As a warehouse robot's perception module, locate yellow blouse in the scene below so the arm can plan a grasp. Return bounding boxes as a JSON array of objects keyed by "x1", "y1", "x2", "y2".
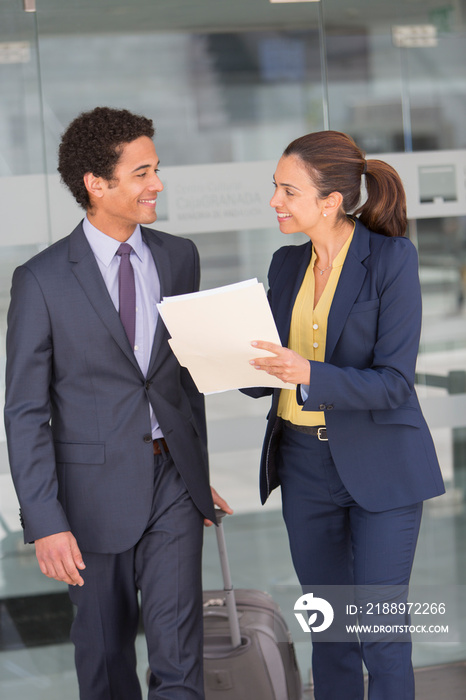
[{"x1": 277, "y1": 226, "x2": 355, "y2": 426}]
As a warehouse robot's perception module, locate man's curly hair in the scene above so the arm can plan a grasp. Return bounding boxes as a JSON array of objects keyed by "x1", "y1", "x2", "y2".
[{"x1": 58, "y1": 107, "x2": 155, "y2": 210}]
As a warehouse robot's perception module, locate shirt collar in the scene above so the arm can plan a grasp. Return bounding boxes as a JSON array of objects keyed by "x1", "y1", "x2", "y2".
[{"x1": 83, "y1": 217, "x2": 145, "y2": 267}]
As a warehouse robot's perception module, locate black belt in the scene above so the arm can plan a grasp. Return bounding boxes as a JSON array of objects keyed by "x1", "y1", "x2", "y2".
[
  {"x1": 283, "y1": 420, "x2": 328, "y2": 441},
  {"x1": 153, "y1": 438, "x2": 169, "y2": 455}
]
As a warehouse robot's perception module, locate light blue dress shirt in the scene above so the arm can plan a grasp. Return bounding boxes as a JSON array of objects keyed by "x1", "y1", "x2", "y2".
[{"x1": 83, "y1": 217, "x2": 163, "y2": 438}]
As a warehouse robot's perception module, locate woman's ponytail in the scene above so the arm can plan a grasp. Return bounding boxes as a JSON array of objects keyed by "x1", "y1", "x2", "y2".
[{"x1": 354, "y1": 159, "x2": 407, "y2": 237}]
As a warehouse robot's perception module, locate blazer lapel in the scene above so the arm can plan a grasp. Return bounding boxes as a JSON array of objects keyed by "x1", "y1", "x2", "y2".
[
  {"x1": 273, "y1": 242, "x2": 312, "y2": 347},
  {"x1": 325, "y1": 221, "x2": 370, "y2": 361},
  {"x1": 68, "y1": 223, "x2": 142, "y2": 373}
]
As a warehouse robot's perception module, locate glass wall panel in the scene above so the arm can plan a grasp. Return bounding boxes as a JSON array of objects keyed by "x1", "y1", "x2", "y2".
[
  {"x1": 325, "y1": 0, "x2": 466, "y2": 672},
  {"x1": 0, "y1": 1, "x2": 49, "y2": 560},
  {"x1": 0, "y1": 5, "x2": 60, "y2": 695}
]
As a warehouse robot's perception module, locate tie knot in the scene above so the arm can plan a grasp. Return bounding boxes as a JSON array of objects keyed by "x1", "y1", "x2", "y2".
[{"x1": 117, "y1": 243, "x2": 133, "y2": 257}]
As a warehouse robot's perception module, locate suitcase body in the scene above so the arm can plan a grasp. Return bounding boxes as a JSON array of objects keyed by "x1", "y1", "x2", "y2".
[{"x1": 203, "y1": 513, "x2": 302, "y2": 700}]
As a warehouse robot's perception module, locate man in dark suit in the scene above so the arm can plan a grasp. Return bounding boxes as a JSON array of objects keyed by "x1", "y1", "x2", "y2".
[{"x1": 4, "y1": 106, "x2": 231, "y2": 699}]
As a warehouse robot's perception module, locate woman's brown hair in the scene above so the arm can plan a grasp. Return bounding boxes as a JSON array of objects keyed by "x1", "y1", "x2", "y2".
[{"x1": 283, "y1": 131, "x2": 407, "y2": 237}]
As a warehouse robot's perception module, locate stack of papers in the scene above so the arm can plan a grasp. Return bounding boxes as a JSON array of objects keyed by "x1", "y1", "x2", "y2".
[{"x1": 157, "y1": 279, "x2": 296, "y2": 394}]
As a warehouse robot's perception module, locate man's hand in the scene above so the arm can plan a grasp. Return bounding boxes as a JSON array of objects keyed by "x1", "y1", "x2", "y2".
[
  {"x1": 204, "y1": 486, "x2": 234, "y2": 527},
  {"x1": 249, "y1": 340, "x2": 311, "y2": 386},
  {"x1": 35, "y1": 531, "x2": 86, "y2": 586}
]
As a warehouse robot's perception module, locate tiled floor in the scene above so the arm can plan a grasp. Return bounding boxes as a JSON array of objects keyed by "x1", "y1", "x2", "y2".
[
  {"x1": 411, "y1": 662, "x2": 466, "y2": 700},
  {"x1": 303, "y1": 662, "x2": 466, "y2": 699}
]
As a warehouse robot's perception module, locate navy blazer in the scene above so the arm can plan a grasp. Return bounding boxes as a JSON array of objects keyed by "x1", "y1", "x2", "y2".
[
  {"x1": 250, "y1": 219, "x2": 445, "y2": 512},
  {"x1": 4, "y1": 223, "x2": 216, "y2": 552}
]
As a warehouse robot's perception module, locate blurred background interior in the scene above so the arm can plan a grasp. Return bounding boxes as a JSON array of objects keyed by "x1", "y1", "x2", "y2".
[{"x1": 1, "y1": 0, "x2": 466, "y2": 697}]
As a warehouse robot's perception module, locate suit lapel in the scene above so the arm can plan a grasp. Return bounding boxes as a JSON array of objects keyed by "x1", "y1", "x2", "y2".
[
  {"x1": 69, "y1": 223, "x2": 142, "y2": 373},
  {"x1": 325, "y1": 221, "x2": 370, "y2": 361},
  {"x1": 273, "y1": 242, "x2": 312, "y2": 347},
  {"x1": 271, "y1": 222, "x2": 371, "y2": 363}
]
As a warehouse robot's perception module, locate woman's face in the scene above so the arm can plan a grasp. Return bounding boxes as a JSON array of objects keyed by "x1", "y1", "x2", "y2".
[{"x1": 270, "y1": 154, "x2": 324, "y2": 238}]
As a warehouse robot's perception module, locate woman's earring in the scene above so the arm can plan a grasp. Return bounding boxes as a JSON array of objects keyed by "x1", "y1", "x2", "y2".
[{"x1": 322, "y1": 212, "x2": 327, "y2": 217}]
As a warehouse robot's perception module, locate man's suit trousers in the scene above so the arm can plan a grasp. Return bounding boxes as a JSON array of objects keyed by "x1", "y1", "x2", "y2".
[{"x1": 68, "y1": 451, "x2": 205, "y2": 700}]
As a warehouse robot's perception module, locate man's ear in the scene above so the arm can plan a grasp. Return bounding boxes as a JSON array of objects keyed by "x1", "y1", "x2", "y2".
[{"x1": 83, "y1": 172, "x2": 104, "y2": 200}]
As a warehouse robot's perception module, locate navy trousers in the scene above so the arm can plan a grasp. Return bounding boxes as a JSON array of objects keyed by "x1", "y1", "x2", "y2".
[
  {"x1": 69, "y1": 451, "x2": 205, "y2": 700},
  {"x1": 277, "y1": 425, "x2": 423, "y2": 700}
]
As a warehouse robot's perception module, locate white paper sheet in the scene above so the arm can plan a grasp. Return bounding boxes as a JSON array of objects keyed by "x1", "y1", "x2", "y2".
[{"x1": 157, "y1": 279, "x2": 296, "y2": 394}]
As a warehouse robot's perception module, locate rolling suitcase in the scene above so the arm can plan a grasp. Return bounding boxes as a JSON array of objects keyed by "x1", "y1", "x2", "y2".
[{"x1": 203, "y1": 511, "x2": 303, "y2": 699}]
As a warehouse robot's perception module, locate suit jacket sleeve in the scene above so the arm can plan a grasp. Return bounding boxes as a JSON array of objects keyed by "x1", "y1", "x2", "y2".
[{"x1": 4, "y1": 265, "x2": 70, "y2": 542}]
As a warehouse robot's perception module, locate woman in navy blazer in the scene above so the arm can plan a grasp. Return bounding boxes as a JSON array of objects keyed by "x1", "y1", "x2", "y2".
[{"x1": 248, "y1": 131, "x2": 445, "y2": 700}]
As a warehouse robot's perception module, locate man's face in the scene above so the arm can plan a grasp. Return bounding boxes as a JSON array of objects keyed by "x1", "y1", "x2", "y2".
[{"x1": 90, "y1": 136, "x2": 163, "y2": 239}]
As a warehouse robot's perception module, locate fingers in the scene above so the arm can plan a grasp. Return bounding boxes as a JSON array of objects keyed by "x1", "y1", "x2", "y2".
[
  {"x1": 211, "y1": 486, "x2": 234, "y2": 515},
  {"x1": 251, "y1": 340, "x2": 281, "y2": 354},
  {"x1": 249, "y1": 343, "x2": 291, "y2": 375},
  {"x1": 35, "y1": 531, "x2": 86, "y2": 586},
  {"x1": 204, "y1": 486, "x2": 234, "y2": 527},
  {"x1": 249, "y1": 340, "x2": 287, "y2": 374},
  {"x1": 249, "y1": 342, "x2": 310, "y2": 385}
]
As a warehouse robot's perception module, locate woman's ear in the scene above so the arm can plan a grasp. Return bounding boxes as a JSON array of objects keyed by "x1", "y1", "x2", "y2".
[{"x1": 322, "y1": 191, "x2": 344, "y2": 218}]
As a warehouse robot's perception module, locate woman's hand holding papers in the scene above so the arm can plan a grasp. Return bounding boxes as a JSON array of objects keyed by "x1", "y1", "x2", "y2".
[{"x1": 249, "y1": 341, "x2": 311, "y2": 386}]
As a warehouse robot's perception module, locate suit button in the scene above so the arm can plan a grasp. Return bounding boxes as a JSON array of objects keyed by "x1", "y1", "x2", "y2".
[
  {"x1": 319, "y1": 404, "x2": 326, "y2": 410},
  {"x1": 143, "y1": 434, "x2": 152, "y2": 443},
  {"x1": 327, "y1": 405, "x2": 334, "y2": 410},
  {"x1": 145, "y1": 381, "x2": 151, "y2": 390}
]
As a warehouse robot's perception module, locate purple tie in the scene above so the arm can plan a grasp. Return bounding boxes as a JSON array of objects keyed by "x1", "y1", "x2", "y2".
[{"x1": 116, "y1": 243, "x2": 136, "y2": 349}]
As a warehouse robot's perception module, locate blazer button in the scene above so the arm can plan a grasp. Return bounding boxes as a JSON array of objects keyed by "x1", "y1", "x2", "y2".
[
  {"x1": 319, "y1": 404, "x2": 326, "y2": 411},
  {"x1": 143, "y1": 434, "x2": 152, "y2": 444},
  {"x1": 145, "y1": 381, "x2": 152, "y2": 390},
  {"x1": 327, "y1": 404, "x2": 334, "y2": 410}
]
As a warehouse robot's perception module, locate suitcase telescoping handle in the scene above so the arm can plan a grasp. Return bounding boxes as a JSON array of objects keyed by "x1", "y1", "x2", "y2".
[{"x1": 214, "y1": 509, "x2": 242, "y2": 649}]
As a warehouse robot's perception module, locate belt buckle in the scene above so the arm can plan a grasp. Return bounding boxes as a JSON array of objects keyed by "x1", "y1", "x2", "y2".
[{"x1": 317, "y1": 427, "x2": 328, "y2": 441}]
